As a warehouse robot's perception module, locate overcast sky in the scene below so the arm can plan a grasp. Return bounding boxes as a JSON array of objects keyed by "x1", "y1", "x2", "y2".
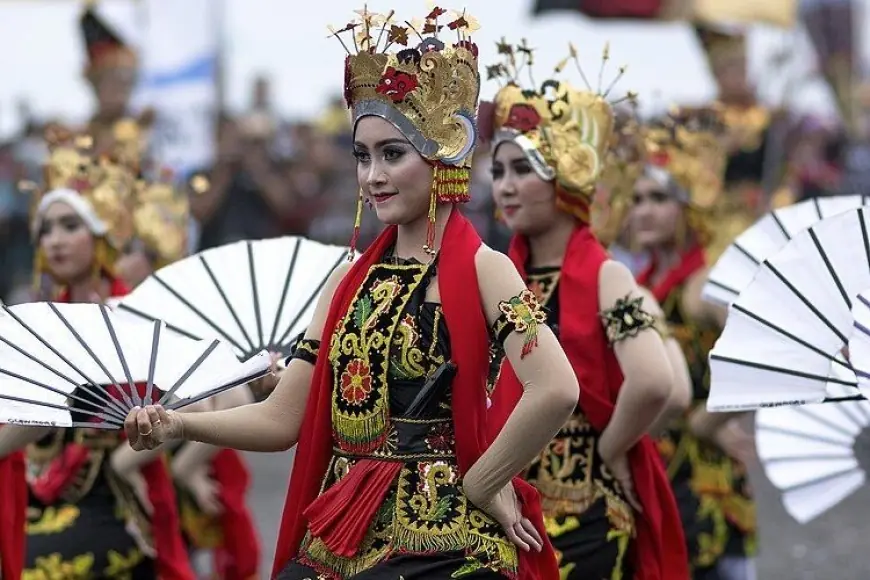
[{"x1": 0, "y1": 0, "x2": 852, "y2": 137}]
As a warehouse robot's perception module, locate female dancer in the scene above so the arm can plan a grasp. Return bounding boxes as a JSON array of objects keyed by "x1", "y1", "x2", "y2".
[
  {"x1": 483, "y1": 42, "x2": 689, "y2": 579},
  {"x1": 0, "y1": 132, "x2": 194, "y2": 580},
  {"x1": 116, "y1": 176, "x2": 261, "y2": 579},
  {"x1": 631, "y1": 111, "x2": 757, "y2": 580},
  {"x1": 126, "y1": 6, "x2": 578, "y2": 579}
]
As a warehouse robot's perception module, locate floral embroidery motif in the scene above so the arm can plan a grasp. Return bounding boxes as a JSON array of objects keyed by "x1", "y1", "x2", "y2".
[
  {"x1": 23, "y1": 553, "x2": 95, "y2": 580},
  {"x1": 375, "y1": 66, "x2": 419, "y2": 102},
  {"x1": 600, "y1": 294, "x2": 656, "y2": 345},
  {"x1": 26, "y1": 505, "x2": 81, "y2": 535},
  {"x1": 426, "y1": 422, "x2": 454, "y2": 454},
  {"x1": 340, "y1": 359, "x2": 374, "y2": 405},
  {"x1": 497, "y1": 289, "x2": 547, "y2": 358}
]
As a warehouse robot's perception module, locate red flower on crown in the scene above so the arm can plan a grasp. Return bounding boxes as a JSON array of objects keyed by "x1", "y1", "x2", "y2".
[
  {"x1": 375, "y1": 67, "x2": 419, "y2": 102},
  {"x1": 504, "y1": 103, "x2": 541, "y2": 133},
  {"x1": 455, "y1": 40, "x2": 479, "y2": 58}
]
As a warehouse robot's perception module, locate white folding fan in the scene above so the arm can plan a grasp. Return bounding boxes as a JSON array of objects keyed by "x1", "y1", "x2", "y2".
[
  {"x1": 0, "y1": 302, "x2": 271, "y2": 429},
  {"x1": 707, "y1": 207, "x2": 870, "y2": 411},
  {"x1": 755, "y1": 363, "x2": 870, "y2": 524},
  {"x1": 115, "y1": 236, "x2": 351, "y2": 359},
  {"x1": 702, "y1": 195, "x2": 870, "y2": 307}
]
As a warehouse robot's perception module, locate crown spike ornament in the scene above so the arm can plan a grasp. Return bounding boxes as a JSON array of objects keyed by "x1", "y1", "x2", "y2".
[
  {"x1": 332, "y1": 5, "x2": 481, "y2": 256},
  {"x1": 482, "y1": 40, "x2": 635, "y2": 225}
]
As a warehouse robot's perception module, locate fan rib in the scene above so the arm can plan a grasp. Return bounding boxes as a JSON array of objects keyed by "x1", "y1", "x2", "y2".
[
  {"x1": 267, "y1": 238, "x2": 301, "y2": 351},
  {"x1": 732, "y1": 304, "x2": 851, "y2": 372},
  {"x1": 157, "y1": 339, "x2": 220, "y2": 406},
  {"x1": 770, "y1": 210, "x2": 791, "y2": 240},
  {"x1": 0, "y1": 391, "x2": 120, "y2": 428},
  {"x1": 198, "y1": 256, "x2": 256, "y2": 354},
  {"x1": 780, "y1": 465, "x2": 859, "y2": 494},
  {"x1": 0, "y1": 334, "x2": 123, "y2": 418},
  {"x1": 733, "y1": 242, "x2": 760, "y2": 265},
  {"x1": 166, "y1": 366, "x2": 267, "y2": 411},
  {"x1": 758, "y1": 424, "x2": 850, "y2": 448},
  {"x1": 823, "y1": 394, "x2": 867, "y2": 403},
  {"x1": 809, "y1": 229, "x2": 851, "y2": 310},
  {"x1": 100, "y1": 304, "x2": 142, "y2": 408},
  {"x1": 115, "y1": 304, "x2": 202, "y2": 343},
  {"x1": 247, "y1": 241, "x2": 265, "y2": 352},
  {"x1": 832, "y1": 398, "x2": 869, "y2": 427},
  {"x1": 151, "y1": 273, "x2": 247, "y2": 354},
  {"x1": 0, "y1": 366, "x2": 121, "y2": 423},
  {"x1": 144, "y1": 322, "x2": 161, "y2": 406},
  {"x1": 101, "y1": 306, "x2": 141, "y2": 407},
  {"x1": 706, "y1": 278, "x2": 740, "y2": 297},
  {"x1": 860, "y1": 207, "x2": 870, "y2": 276},
  {"x1": 2, "y1": 305, "x2": 129, "y2": 420},
  {"x1": 812, "y1": 197, "x2": 822, "y2": 220},
  {"x1": 47, "y1": 303, "x2": 133, "y2": 416},
  {"x1": 766, "y1": 263, "x2": 848, "y2": 344},
  {"x1": 276, "y1": 254, "x2": 346, "y2": 348},
  {"x1": 763, "y1": 453, "x2": 854, "y2": 465},
  {"x1": 793, "y1": 405, "x2": 859, "y2": 439},
  {"x1": 710, "y1": 353, "x2": 855, "y2": 387}
]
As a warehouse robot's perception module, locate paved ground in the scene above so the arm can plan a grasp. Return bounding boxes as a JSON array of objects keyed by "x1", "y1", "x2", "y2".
[{"x1": 241, "y1": 448, "x2": 868, "y2": 579}]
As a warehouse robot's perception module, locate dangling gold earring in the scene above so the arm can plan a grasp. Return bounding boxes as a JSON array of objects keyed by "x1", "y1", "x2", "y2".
[{"x1": 348, "y1": 188, "x2": 364, "y2": 261}]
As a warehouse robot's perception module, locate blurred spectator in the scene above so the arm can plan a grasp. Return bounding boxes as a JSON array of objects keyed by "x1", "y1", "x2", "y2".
[{"x1": 190, "y1": 114, "x2": 298, "y2": 250}]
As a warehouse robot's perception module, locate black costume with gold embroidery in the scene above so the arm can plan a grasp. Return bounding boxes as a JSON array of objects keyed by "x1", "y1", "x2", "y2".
[
  {"x1": 278, "y1": 254, "x2": 516, "y2": 580},
  {"x1": 24, "y1": 429, "x2": 154, "y2": 580},
  {"x1": 491, "y1": 266, "x2": 634, "y2": 580},
  {"x1": 657, "y1": 286, "x2": 755, "y2": 577}
]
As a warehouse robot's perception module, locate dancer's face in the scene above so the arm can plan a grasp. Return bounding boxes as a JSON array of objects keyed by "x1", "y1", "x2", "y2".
[
  {"x1": 38, "y1": 201, "x2": 97, "y2": 284},
  {"x1": 353, "y1": 116, "x2": 434, "y2": 226},
  {"x1": 630, "y1": 176, "x2": 683, "y2": 249},
  {"x1": 491, "y1": 141, "x2": 560, "y2": 237}
]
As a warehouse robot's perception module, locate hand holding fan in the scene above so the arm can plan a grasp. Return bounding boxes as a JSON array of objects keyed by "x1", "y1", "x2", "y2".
[
  {"x1": 707, "y1": 207, "x2": 870, "y2": 411},
  {"x1": 702, "y1": 195, "x2": 870, "y2": 307},
  {"x1": 0, "y1": 302, "x2": 270, "y2": 429},
  {"x1": 116, "y1": 236, "x2": 350, "y2": 359}
]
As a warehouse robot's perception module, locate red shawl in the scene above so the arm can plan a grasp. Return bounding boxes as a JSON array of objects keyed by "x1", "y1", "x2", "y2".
[
  {"x1": 490, "y1": 225, "x2": 689, "y2": 580},
  {"x1": 0, "y1": 442, "x2": 26, "y2": 579},
  {"x1": 212, "y1": 448, "x2": 260, "y2": 580},
  {"x1": 46, "y1": 277, "x2": 196, "y2": 580},
  {"x1": 272, "y1": 208, "x2": 558, "y2": 579},
  {"x1": 636, "y1": 244, "x2": 706, "y2": 304}
]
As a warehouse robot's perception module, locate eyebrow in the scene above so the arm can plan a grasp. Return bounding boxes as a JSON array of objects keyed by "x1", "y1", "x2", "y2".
[{"x1": 353, "y1": 137, "x2": 411, "y2": 149}]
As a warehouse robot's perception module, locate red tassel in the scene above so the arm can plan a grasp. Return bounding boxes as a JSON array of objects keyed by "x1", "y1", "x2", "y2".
[{"x1": 303, "y1": 459, "x2": 402, "y2": 558}]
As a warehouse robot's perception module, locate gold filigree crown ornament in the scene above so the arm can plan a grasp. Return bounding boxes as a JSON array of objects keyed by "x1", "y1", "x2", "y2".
[
  {"x1": 23, "y1": 125, "x2": 138, "y2": 290},
  {"x1": 641, "y1": 106, "x2": 728, "y2": 244},
  {"x1": 481, "y1": 41, "x2": 635, "y2": 223},
  {"x1": 129, "y1": 167, "x2": 190, "y2": 268},
  {"x1": 332, "y1": 5, "x2": 481, "y2": 255},
  {"x1": 25, "y1": 126, "x2": 136, "y2": 250},
  {"x1": 593, "y1": 102, "x2": 645, "y2": 246}
]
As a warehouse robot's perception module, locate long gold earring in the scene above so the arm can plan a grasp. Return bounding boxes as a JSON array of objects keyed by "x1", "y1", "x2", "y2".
[{"x1": 348, "y1": 188, "x2": 364, "y2": 260}]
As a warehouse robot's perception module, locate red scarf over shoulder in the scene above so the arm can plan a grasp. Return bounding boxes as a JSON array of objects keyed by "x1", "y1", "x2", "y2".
[
  {"x1": 636, "y1": 244, "x2": 706, "y2": 304},
  {"x1": 272, "y1": 209, "x2": 558, "y2": 579},
  {"x1": 0, "y1": 439, "x2": 26, "y2": 579},
  {"x1": 37, "y1": 278, "x2": 195, "y2": 580},
  {"x1": 490, "y1": 225, "x2": 689, "y2": 580}
]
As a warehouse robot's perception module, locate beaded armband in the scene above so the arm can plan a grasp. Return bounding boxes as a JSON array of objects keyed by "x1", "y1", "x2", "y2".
[
  {"x1": 600, "y1": 294, "x2": 656, "y2": 345},
  {"x1": 493, "y1": 289, "x2": 548, "y2": 358},
  {"x1": 290, "y1": 338, "x2": 321, "y2": 366}
]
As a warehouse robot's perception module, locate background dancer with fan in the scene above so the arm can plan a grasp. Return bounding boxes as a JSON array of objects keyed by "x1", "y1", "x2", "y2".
[
  {"x1": 126, "y1": 6, "x2": 580, "y2": 579},
  {"x1": 0, "y1": 130, "x2": 195, "y2": 580},
  {"x1": 482, "y1": 41, "x2": 689, "y2": 580},
  {"x1": 116, "y1": 173, "x2": 261, "y2": 580},
  {"x1": 630, "y1": 109, "x2": 757, "y2": 580}
]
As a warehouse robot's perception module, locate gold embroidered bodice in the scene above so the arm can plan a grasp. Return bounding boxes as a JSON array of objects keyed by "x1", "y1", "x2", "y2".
[
  {"x1": 658, "y1": 285, "x2": 755, "y2": 566},
  {"x1": 520, "y1": 268, "x2": 632, "y2": 531},
  {"x1": 299, "y1": 257, "x2": 517, "y2": 579}
]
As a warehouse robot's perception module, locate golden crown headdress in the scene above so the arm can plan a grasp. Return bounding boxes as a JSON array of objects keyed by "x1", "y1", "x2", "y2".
[
  {"x1": 482, "y1": 41, "x2": 635, "y2": 223},
  {"x1": 26, "y1": 125, "x2": 137, "y2": 251},
  {"x1": 332, "y1": 5, "x2": 482, "y2": 254},
  {"x1": 593, "y1": 103, "x2": 645, "y2": 246},
  {"x1": 129, "y1": 167, "x2": 189, "y2": 267},
  {"x1": 643, "y1": 105, "x2": 728, "y2": 211}
]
